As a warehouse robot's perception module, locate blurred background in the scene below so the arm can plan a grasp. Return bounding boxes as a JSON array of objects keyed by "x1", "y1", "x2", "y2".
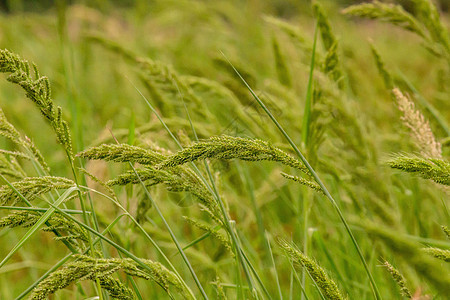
[{"x1": 0, "y1": 0, "x2": 448, "y2": 13}]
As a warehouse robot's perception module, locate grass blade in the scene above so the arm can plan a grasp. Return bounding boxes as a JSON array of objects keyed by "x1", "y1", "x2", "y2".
[
  {"x1": 0, "y1": 186, "x2": 78, "y2": 269},
  {"x1": 302, "y1": 21, "x2": 319, "y2": 147},
  {"x1": 221, "y1": 51, "x2": 382, "y2": 300}
]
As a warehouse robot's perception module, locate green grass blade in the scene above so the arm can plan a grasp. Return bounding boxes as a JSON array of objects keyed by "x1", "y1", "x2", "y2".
[
  {"x1": 38, "y1": 200, "x2": 197, "y2": 299},
  {"x1": 129, "y1": 76, "x2": 261, "y2": 298},
  {"x1": 288, "y1": 258, "x2": 310, "y2": 300},
  {"x1": 221, "y1": 51, "x2": 382, "y2": 300},
  {"x1": 0, "y1": 206, "x2": 88, "y2": 214},
  {"x1": 182, "y1": 231, "x2": 213, "y2": 251},
  {"x1": 265, "y1": 232, "x2": 283, "y2": 300},
  {"x1": 15, "y1": 213, "x2": 127, "y2": 299},
  {"x1": 0, "y1": 186, "x2": 78, "y2": 269},
  {"x1": 302, "y1": 21, "x2": 319, "y2": 147}
]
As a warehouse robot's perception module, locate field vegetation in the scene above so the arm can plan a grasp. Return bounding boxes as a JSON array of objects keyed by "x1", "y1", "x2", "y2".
[{"x1": 0, "y1": 0, "x2": 448, "y2": 299}]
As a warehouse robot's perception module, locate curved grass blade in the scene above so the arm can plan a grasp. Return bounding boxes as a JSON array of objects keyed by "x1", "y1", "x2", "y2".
[
  {"x1": 109, "y1": 129, "x2": 206, "y2": 299},
  {"x1": 129, "y1": 76, "x2": 263, "y2": 298},
  {"x1": 0, "y1": 186, "x2": 78, "y2": 269},
  {"x1": 221, "y1": 51, "x2": 382, "y2": 300},
  {"x1": 16, "y1": 213, "x2": 127, "y2": 299}
]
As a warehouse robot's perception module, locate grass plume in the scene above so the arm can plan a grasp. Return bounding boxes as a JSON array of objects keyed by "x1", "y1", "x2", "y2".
[
  {"x1": 0, "y1": 49, "x2": 73, "y2": 156},
  {"x1": 30, "y1": 254, "x2": 192, "y2": 300},
  {"x1": 278, "y1": 239, "x2": 345, "y2": 300},
  {"x1": 0, "y1": 176, "x2": 76, "y2": 205},
  {"x1": 382, "y1": 260, "x2": 412, "y2": 298},
  {"x1": 388, "y1": 155, "x2": 449, "y2": 186},
  {"x1": 392, "y1": 88, "x2": 442, "y2": 158}
]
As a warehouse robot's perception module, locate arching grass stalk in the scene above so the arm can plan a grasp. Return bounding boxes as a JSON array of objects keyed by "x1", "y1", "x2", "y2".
[
  {"x1": 16, "y1": 213, "x2": 126, "y2": 299},
  {"x1": 221, "y1": 51, "x2": 382, "y2": 300},
  {"x1": 128, "y1": 77, "x2": 264, "y2": 298},
  {"x1": 180, "y1": 99, "x2": 259, "y2": 297},
  {"x1": 78, "y1": 185, "x2": 196, "y2": 299},
  {"x1": 109, "y1": 131, "x2": 207, "y2": 299},
  {"x1": 0, "y1": 186, "x2": 79, "y2": 269},
  {"x1": 32, "y1": 199, "x2": 195, "y2": 298},
  {"x1": 0, "y1": 174, "x2": 78, "y2": 254}
]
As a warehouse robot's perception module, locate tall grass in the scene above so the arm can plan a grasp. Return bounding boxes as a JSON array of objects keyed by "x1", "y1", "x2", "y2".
[{"x1": 0, "y1": 0, "x2": 448, "y2": 299}]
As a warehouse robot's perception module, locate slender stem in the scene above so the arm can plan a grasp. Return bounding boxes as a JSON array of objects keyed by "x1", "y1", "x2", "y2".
[
  {"x1": 265, "y1": 232, "x2": 283, "y2": 300},
  {"x1": 204, "y1": 163, "x2": 257, "y2": 295},
  {"x1": 301, "y1": 23, "x2": 318, "y2": 300},
  {"x1": 182, "y1": 97, "x2": 260, "y2": 298},
  {"x1": 0, "y1": 206, "x2": 88, "y2": 214},
  {"x1": 79, "y1": 183, "x2": 196, "y2": 299},
  {"x1": 0, "y1": 174, "x2": 78, "y2": 254},
  {"x1": 222, "y1": 51, "x2": 382, "y2": 300},
  {"x1": 108, "y1": 130, "x2": 205, "y2": 299},
  {"x1": 129, "y1": 77, "x2": 262, "y2": 298},
  {"x1": 16, "y1": 213, "x2": 126, "y2": 299}
]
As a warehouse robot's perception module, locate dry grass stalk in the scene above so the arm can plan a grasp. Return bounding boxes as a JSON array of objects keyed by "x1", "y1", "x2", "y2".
[{"x1": 392, "y1": 88, "x2": 442, "y2": 158}]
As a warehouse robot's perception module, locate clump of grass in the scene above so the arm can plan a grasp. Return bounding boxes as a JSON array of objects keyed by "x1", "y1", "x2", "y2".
[{"x1": 0, "y1": 1, "x2": 449, "y2": 298}]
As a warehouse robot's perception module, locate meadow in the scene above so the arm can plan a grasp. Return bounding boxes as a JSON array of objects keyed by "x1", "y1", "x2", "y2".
[{"x1": 0, "y1": 0, "x2": 448, "y2": 299}]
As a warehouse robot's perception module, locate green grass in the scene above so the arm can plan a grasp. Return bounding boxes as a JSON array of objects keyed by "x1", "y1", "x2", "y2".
[{"x1": 0, "y1": 0, "x2": 449, "y2": 299}]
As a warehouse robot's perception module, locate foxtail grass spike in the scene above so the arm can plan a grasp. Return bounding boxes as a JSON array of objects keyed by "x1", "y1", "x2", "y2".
[
  {"x1": 382, "y1": 260, "x2": 412, "y2": 298},
  {"x1": 278, "y1": 239, "x2": 345, "y2": 300}
]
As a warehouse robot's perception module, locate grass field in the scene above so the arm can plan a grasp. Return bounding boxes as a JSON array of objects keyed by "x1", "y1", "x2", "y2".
[{"x1": 0, "y1": 0, "x2": 449, "y2": 299}]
